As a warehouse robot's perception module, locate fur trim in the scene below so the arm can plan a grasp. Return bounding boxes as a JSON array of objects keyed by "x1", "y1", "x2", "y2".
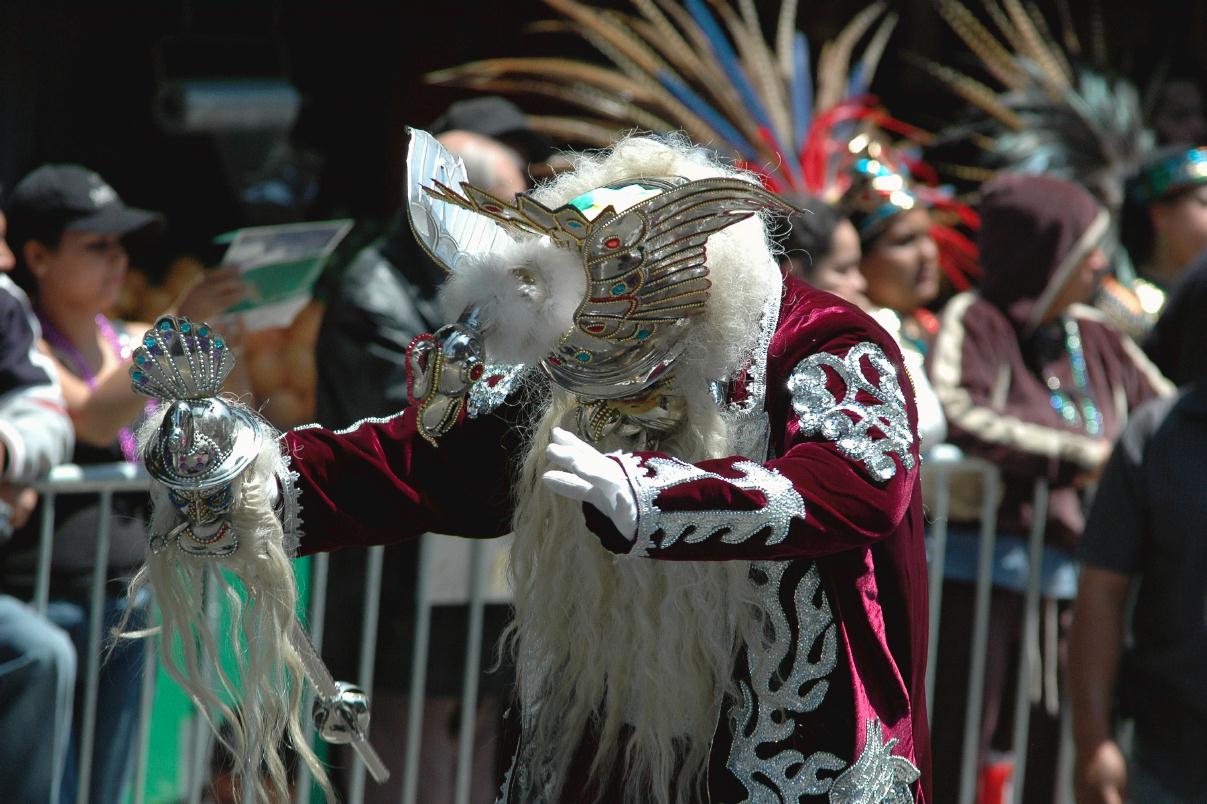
[{"x1": 439, "y1": 236, "x2": 585, "y2": 366}]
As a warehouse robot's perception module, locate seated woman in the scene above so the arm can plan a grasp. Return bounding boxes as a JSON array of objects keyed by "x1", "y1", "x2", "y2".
[
  {"x1": 1, "y1": 163, "x2": 245, "y2": 804},
  {"x1": 777, "y1": 194, "x2": 868, "y2": 308}
]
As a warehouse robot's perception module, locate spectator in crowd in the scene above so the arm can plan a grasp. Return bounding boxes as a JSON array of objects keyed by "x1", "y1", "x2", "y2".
[
  {"x1": 777, "y1": 195, "x2": 868, "y2": 308},
  {"x1": 314, "y1": 97, "x2": 550, "y2": 803},
  {"x1": 837, "y1": 161, "x2": 948, "y2": 450},
  {"x1": 927, "y1": 173, "x2": 1173, "y2": 802},
  {"x1": 2, "y1": 164, "x2": 242, "y2": 803},
  {"x1": 1104, "y1": 145, "x2": 1207, "y2": 337},
  {"x1": 1070, "y1": 261, "x2": 1207, "y2": 803},
  {"x1": 0, "y1": 191, "x2": 78, "y2": 804}
]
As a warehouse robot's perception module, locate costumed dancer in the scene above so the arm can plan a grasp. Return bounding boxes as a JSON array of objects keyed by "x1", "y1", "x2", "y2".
[
  {"x1": 128, "y1": 129, "x2": 932, "y2": 803},
  {"x1": 429, "y1": 0, "x2": 977, "y2": 454}
]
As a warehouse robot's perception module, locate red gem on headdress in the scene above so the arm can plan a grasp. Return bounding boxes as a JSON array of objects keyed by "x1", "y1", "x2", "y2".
[
  {"x1": 469, "y1": 363, "x2": 485, "y2": 382},
  {"x1": 547, "y1": 356, "x2": 562, "y2": 366},
  {"x1": 585, "y1": 324, "x2": 606, "y2": 334},
  {"x1": 483, "y1": 204, "x2": 502, "y2": 213},
  {"x1": 604, "y1": 236, "x2": 621, "y2": 250}
]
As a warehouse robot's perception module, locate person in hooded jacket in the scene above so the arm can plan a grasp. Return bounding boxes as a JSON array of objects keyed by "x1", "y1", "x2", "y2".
[{"x1": 925, "y1": 173, "x2": 1173, "y2": 802}]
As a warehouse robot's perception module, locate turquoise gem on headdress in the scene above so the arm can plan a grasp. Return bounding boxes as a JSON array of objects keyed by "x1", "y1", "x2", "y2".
[
  {"x1": 143, "y1": 335, "x2": 156, "y2": 348},
  {"x1": 134, "y1": 353, "x2": 147, "y2": 366},
  {"x1": 197, "y1": 325, "x2": 209, "y2": 337},
  {"x1": 610, "y1": 282, "x2": 627, "y2": 296},
  {"x1": 214, "y1": 338, "x2": 224, "y2": 350},
  {"x1": 575, "y1": 351, "x2": 591, "y2": 363},
  {"x1": 159, "y1": 319, "x2": 173, "y2": 331},
  {"x1": 180, "y1": 321, "x2": 192, "y2": 333},
  {"x1": 636, "y1": 329, "x2": 652, "y2": 340},
  {"x1": 132, "y1": 370, "x2": 145, "y2": 383}
]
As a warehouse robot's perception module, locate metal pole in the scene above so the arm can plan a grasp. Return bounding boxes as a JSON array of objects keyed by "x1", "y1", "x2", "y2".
[
  {"x1": 958, "y1": 467, "x2": 1001, "y2": 804},
  {"x1": 33, "y1": 491, "x2": 55, "y2": 614},
  {"x1": 132, "y1": 620, "x2": 158, "y2": 804},
  {"x1": 188, "y1": 571, "x2": 219, "y2": 804},
  {"x1": 925, "y1": 464, "x2": 952, "y2": 720},
  {"x1": 1010, "y1": 480, "x2": 1051, "y2": 804},
  {"x1": 349, "y1": 545, "x2": 386, "y2": 804},
  {"x1": 75, "y1": 489, "x2": 113, "y2": 804},
  {"x1": 295, "y1": 551, "x2": 330, "y2": 804},
  {"x1": 401, "y1": 535, "x2": 434, "y2": 804},
  {"x1": 454, "y1": 541, "x2": 488, "y2": 804}
]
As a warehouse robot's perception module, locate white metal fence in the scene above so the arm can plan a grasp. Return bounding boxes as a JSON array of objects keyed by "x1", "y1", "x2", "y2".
[{"x1": 23, "y1": 453, "x2": 1077, "y2": 804}]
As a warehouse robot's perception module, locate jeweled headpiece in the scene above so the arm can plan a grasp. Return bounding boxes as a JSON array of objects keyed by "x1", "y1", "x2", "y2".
[
  {"x1": 407, "y1": 128, "x2": 791, "y2": 402},
  {"x1": 132, "y1": 315, "x2": 262, "y2": 491},
  {"x1": 1131, "y1": 146, "x2": 1207, "y2": 205}
]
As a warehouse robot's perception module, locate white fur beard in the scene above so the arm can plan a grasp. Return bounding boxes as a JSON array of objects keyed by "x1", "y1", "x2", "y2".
[
  {"x1": 506, "y1": 392, "x2": 759, "y2": 804},
  {"x1": 439, "y1": 236, "x2": 585, "y2": 366}
]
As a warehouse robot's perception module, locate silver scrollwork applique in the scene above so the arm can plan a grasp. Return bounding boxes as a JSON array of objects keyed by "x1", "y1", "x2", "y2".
[
  {"x1": 788, "y1": 342, "x2": 916, "y2": 482},
  {"x1": 468, "y1": 363, "x2": 527, "y2": 418},
  {"x1": 727, "y1": 561, "x2": 844, "y2": 802},
  {"x1": 828, "y1": 719, "x2": 920, "y2": 804},
  {"x1": 612, "y1": 454, "x2": 806, "y2": 557}
]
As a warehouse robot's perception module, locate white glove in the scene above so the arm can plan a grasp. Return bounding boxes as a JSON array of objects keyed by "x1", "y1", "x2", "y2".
[{"x1": 542, "y1": 427, "x2": 638, "y2": 541}]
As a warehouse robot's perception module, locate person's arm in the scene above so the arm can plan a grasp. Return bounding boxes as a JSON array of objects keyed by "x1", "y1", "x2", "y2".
[
  {"x1": 283, "y1": 396, "x2": 524, "y2": 554},
  {"x1": 0, "y1": 280, "x2": 73, "y2": 479},
  {"x1": 1069, "y1": 402, "x2": 1160, "y2": 804},
  {"x1": 1070, "y1": 566, "x2": 1131, "y2": 804},
  {"x1": 929, "y1": 293, "x2": 1110, "y2": 483},
  {"x1": 51, "y1": 343, "x2": 148, "y2": 447},
  {"x1": 561, "y1": 323, "x2": 921, "y2": 561}
]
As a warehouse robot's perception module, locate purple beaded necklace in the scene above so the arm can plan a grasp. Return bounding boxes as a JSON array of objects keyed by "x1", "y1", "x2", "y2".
[{"x1": 38, "y1": 311, "x2": 139, "y2": 463}]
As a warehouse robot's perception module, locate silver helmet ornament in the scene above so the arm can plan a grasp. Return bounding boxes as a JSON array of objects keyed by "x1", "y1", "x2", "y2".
[{"x1": 130, "y1": 315, "x2": 263, "y2": 555}]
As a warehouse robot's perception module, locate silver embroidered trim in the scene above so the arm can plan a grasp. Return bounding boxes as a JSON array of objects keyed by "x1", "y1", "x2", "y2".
[
  {"x1": 468, "y1": 363, "x2": 526, "y2": 418},
  {"x1": 727, "y1": 561, "x2": 843, "y2": 802},
  {"x1": 494, "y1": 742, "x2": 517, "y2": 804},
  {"x1": 275, "y1": 445, "x2": 303, "y2": 557},
  {"x1": 292, "y1": 409, "x2": 408, "y2": 436},
  {"x1": 828, "y1": 719, "x2": 920, "y2": 804},
  {"x1": 612, "y1": 453, "x2": 805, "y2": 557},
  {"x1": 788, "y1": 342, "x2": 916, "y2": 482}
]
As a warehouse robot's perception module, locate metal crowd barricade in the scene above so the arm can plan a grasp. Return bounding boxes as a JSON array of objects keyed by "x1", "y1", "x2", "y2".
[
  {"x1": 921, "y1": 448, "x2": 1074, "y2": 804},
  {"x1": 33, "y1": 452, "x2": 1081, "y2": 804}
]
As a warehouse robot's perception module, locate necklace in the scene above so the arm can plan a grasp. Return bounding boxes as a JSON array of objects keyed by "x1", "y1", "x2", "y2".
[
  {"x1": 1044, "y1": 318, "x2": 1102, "y2": 436},
  {"x1": 38, "y1": 311, "x2": 139, "y2": 462}
]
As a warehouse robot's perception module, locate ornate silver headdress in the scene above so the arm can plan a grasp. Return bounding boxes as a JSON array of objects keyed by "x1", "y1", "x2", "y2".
[
  {"x1": 131, "y1": 315, "x2": 263, "y2": 555},
  {"x1": 405, "y1": 128, "x2": 792, "y2": 443}
]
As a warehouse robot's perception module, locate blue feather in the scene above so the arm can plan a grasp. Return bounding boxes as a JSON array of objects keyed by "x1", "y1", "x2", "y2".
[
  {"x1": 791, "y1": 32, "x2": 813, "y2": 151},
  {"x1": 659, "y1": 71, "x2": 759, "y2": 160},
  {"x1": 847, "y1": 61, "x2": 867, "y2": 98},
  {"x1": 684, "y1": 0, "x2": 774, "y2": 132}
]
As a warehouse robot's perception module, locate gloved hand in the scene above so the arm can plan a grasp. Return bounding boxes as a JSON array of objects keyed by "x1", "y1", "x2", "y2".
[{"x1": 542, "y1": 427, "x2": 638, "y2": 541}]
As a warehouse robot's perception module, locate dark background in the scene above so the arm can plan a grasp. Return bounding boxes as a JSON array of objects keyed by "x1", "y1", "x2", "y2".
[{"x1": 1, "y1": 0, "x2": 1203, "y2": 268}]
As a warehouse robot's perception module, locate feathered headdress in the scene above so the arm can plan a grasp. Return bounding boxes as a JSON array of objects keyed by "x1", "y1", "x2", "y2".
[
  {"x1": 916, "y1": 0, "x2": 1154, "y2": 214},
  {"x1": 429, "y1": 0, "x2": 980, "y2": 289}
]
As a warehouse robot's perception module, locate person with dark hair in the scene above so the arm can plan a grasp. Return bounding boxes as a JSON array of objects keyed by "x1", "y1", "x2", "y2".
[
  {"x1": 928, "y1": 173, "x2": 1173, "y2": 802},
  {"x1": 1070, "y1": 246, "x2": 1207, "y2": 803},
  {"x1": 835, "y1": 150, "x2": 949, "y2": 450},
  {"x1": 1107, "y1": 146, "x2": 1207, "y2": 337},
  {"x1": 1, "y1": 163, "x2": 241, "y2": 804},
  {"x1": 778, "y1": 195, "x2": 867, "y2": 309}
]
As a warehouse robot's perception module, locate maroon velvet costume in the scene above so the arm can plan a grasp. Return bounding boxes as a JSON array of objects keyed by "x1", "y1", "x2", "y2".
[{"x1": 284, "y1": 276, "x2": 931, "y2": 803}]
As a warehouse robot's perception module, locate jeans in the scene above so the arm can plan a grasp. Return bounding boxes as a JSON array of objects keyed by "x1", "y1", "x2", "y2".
[
  {"x1": 46, "y1": 592, "x2": 147, "y2": 804},
  {"x1": 0, "y1": 595, "x2": 77, "y2": 804}
]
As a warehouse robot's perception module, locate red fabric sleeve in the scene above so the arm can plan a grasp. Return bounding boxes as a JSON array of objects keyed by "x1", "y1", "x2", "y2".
[
  {"x1": 586, "y1": 311, "x2": 922, "y2": 562},
  {"x1": 283, "y1": 404, "x2": 520, "y2": 555}
]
